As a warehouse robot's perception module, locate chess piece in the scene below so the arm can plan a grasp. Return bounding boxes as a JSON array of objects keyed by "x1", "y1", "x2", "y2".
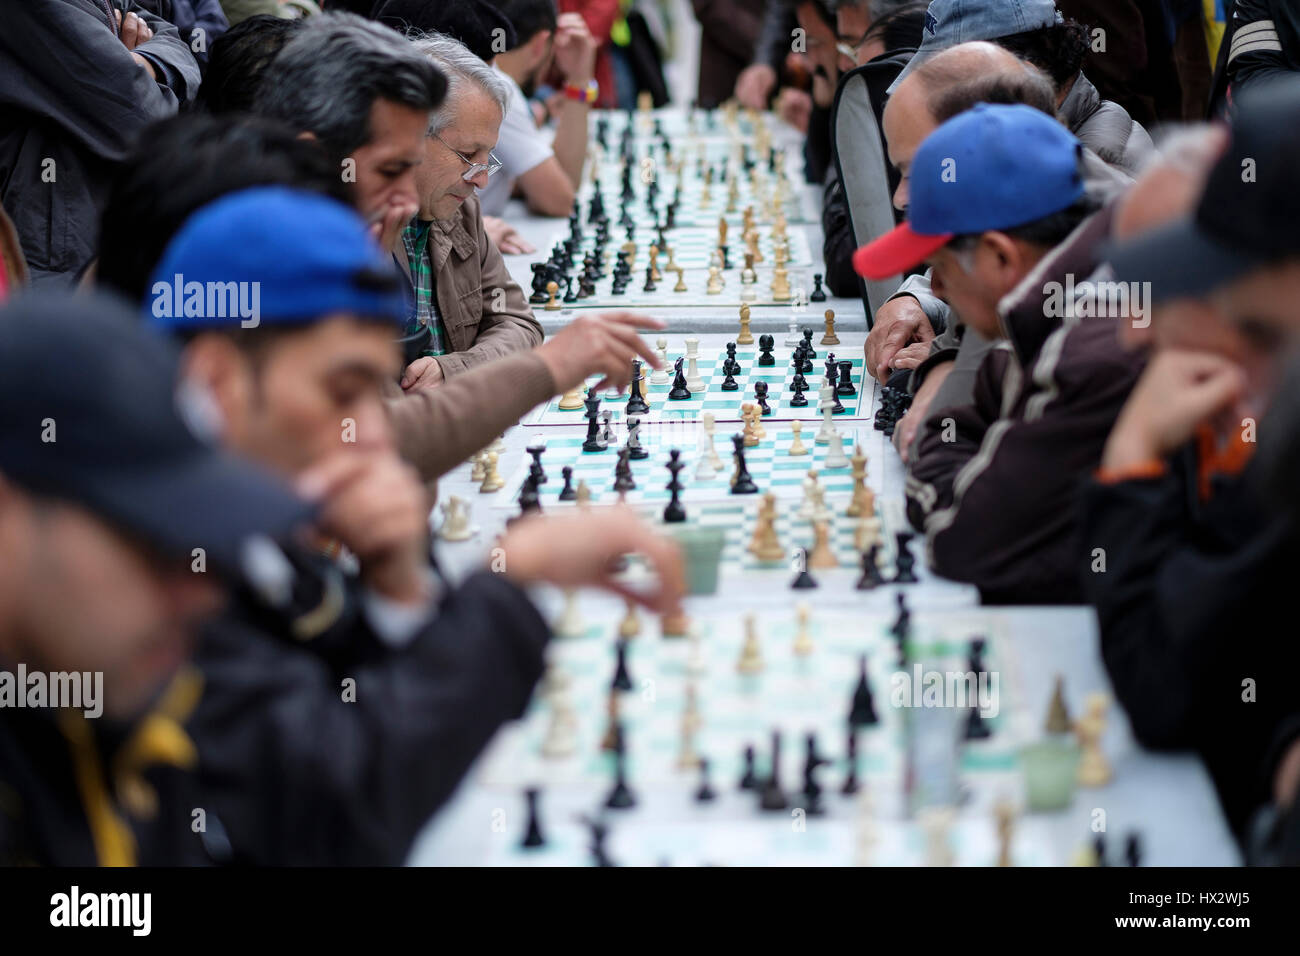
[
  {"x1": 1075, "y1": 693, "x2": 1112, "y2": 786},
  {"x1": 737, "y1": 304, "x2": 754, "y2": 345},
  {"x1": 703, "y1": 412, "x2": 724, "y2": 469},
  {"x1": 651, "y1": 337, "x2": 671, "y2": 385},
  {"x1": 759, "y1": 730, "x2": 788, "y2": 811},
  {"x1": 995, "y1": 799, "x2": 1016, "y2": 867},
  {"x1": 558, "y1": 383, "x2": 585, "y2": 410},
  {"x1": 694, "y1": 758, "x2": 717, "y2": 803},
  {"x1": 749, "y1": 492, "x2": 785, "y2": 562},
  {"x1": 740, "y1": 253, "x2": 758, "y2": 303},
  {"x1": 668, "y1": 356, "x2": 692, "y2": 400},
  {"x1": 663, "y1": 449, "x2": 687, "y2": 523},
  {"x1": 757, "y1": 333, "x2": 776, "y2": 366},
  {"x1": 600, "y1": 690, "x2": 622, "y2": 751},
  {"x1": 541, "y1": 687, "x2": 578, "y2": 758},
  {"x1": 618, "y1": 598, "x2": 641, "y2": 638},
  {"x1": 820, "y1": 309, "x2": 839, "y2": 345},
  {"x1": 787, "y1": 420, "x2": 809, "y2": 456},
  {"x1": 438, "y1": 496, "x2": 474, "y2": 541},
  {"x1": 849, "y1": 654, "x2": 879, "y2": 726},
  {"x1": 582, "y1": 390, "x2": 608, "y2": 452},
  {"x1": 520, "y1": 788, "x2": 546, "y2": 848},
  {"x1": 684, "y1": 338, "x2": 705, "y2": 391},
  {"x1": 845, "y1": 447, "x2": 874, "y2": 517},
  {"x1": 790, "y1": 548, "x2": 818, "y2": 589},
  {"x1": 919, "y1": 807, "x2": 956, "y2": 867},
  {"x1": 785, "y1": 317, "x2": 801, "y2": 347},
  {"x1": 823, "y1": 430, "x2": 850, "y2": 469},
  {"x1": 706, "y1": 265, "x2": 724, "y2": 294},
  {"x1": 797, "y1": 469, "x2": 821, "y2": 521},
  {"x1": 554, "y1": 589, "x2": 585, "y2": 638},
  {"x1": 624, "y1": 417, "x2": 649, "y2": 460},
  {"x1": 736, "y1": 614, "x2": 763, "y2": 674},
  {"x1": 810, "y1": 272, "x2": 827, "y2": 302},
  {"x1": 673, "y1": 267, "x2": 687, "y2": 292},
  {"x1": 544, "y1": 280, "x2": 561, "y2": 311},
  {"x1": 815, "y1": 385, "x2": 838, "y2": 444},
  {"x1": 792, "y1": 603, "x2": 813, "y2": 657},
  {"x1": 648, "y1": 243, "x2": 661, "y2": 281},
  {"x1": 892, "y1": 530, "x2": 919, "y2": 583},
  {"x1": 625, "y1": 361, "x2": 650, "y2": 415},
  {"x1": 610, "y1": 638, "x2": 633, "y2": 691},
  {"x1": 479, "y1": 451, "x2": 504, "y2": 492},
  {"x1": 695, "y1": 416, "x2": 719, "y2": 480},
  {"x1": 730, "y1": 434, "x2": 759, "y2": 494},
  {"x1": 807, "y1": 519, "x2": 837, "y2": 569},
  {"x1": 855, "y1": 545, "x2": 885, "y2": 590},
  {"x1": 469, "y1": 451, "x2": 487, "y2": 483},
  {"x1": 558, "y1": 465, "x2": 577, "y2": 501}
]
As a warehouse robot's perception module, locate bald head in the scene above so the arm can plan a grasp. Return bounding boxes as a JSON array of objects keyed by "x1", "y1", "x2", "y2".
[{"x1": 883, "y1": 42, "x2": 1056, "y2": 211}]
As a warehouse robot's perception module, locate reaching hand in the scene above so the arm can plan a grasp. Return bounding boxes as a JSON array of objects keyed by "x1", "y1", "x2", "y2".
[
  {"x1": 401, "y1": 356, "x2": 444, "y2": 391},
  {"x1": 484, "y1": 216, "x2": 536, "y2": 255},
  {"x1": 867, "y1": 296, "x2": 935, "y2": 382},
  {"x1": 535, "y1": 311, "x2": 666, "y2": 394},
  {"x1": 734, "y1": 64, "x2": 777, "y2": 110}
]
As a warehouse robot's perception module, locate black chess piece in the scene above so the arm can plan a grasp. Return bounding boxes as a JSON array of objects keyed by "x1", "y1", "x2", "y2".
[
  {"x1": 790, "y1": 548, "x2": 818, "y2": 589},
  {"x1": 643, "y1": 264, "x2": 656, "y2": 293},
  {"x1": 836, "y1": 359, "x2": 856, "y2": 397},
  {"x1": 613, "y1": 447, "x2": 637, "y2": 491},
  {"x1": 849, "y1": 654, "x2": 879, "y2": 727},
  {"x1": 893, "y1": 531, "x2": 919, "y2": 583},
  {"x1": 801, "y1": 329, "x2": 817, "y2": 361},
  {"x1": 517, "y1": 473, "x2": 542, "y2": 517},
  {"x1": 558, "y1": 465, "x2": 577, "y2": 501},
  {"x1": 521, "y1": 788, "x2": 546, "y2": 849},
  {"x1": 604, "y1": 729, "x2": 637, "y2": 810},
  {"x1": 754, "y1": 381, "x2": 772, "y2": 416},
  {"x1": 801, "y1": 733, "x2": 830, "y2": 815},
  {"x1": 582, "y1": 389, "x2": 607, "y2": 452},
  {"x1": 579, "y1": 815, "x2": 616, "y2": 867},
  {"x1": 739, "y1": 745, "x2": 758, "y2": 790},
  {"x1": 824, "y1": 357, "x2": 839, "y2": 392},
  {"x1": 668, "y1": 356, "x2": 692, "y2": 400},
  {"x1": 1125, "y1": 832, "x2": 1142, "y2": 867},
  {"x1": 842, "y1": 728, "x2": 860, "y2": 795},
  {"x1": 730, "y1": 434, "x2": 758, "y2": 494},
  {"x1": 601, "y1": 410, "x2": 616, "y2": 446},
  {"x1": 964, "y1": 638, "x2": 992, "y2": 740},
  {"x1": 1094, "y1": 834, "x2": 1108, "y2": 867},
  {"x1": 790, "y1": 379, "x2": 808, "y2": 407},
  {"x1": 810, "y1": 273, "x2": 827, "y2": 302},
  {"x1": 563, "y1": 275, "x2": 578, "y2": 303},
  {"x1": 611, "y1": 638, "x2": 632, "y2": 691},
  {"x1": 625, "y1": 360, "x2": 650, "y2": 415},
  {"x1": 625, "y1": 419, "x2": 649, "y2": 461},
  {"x1": 694, "y1": 758, "x2": 716, "y2": 803},
  {"x1": 720, "y1": 368, "x2": 739, "y2": 391},
  {"x1": 855, "y1": 545, "x2": 884, "y2": 590},
  {"x1": 757, "y1": 334, "x2": 775, "y2": 366},
  {"x1": 759, "y1": 730, "x2": 789, "y2": 811},
  {"x1": 526, "y1": 445, "x2": 547, "y2": 484},
  {"x1": 663, "y1": 449, "x2": 687, "y2": 523},
  {"x1": 723, "y1": 342, "x2": 740, "y2": 375}
]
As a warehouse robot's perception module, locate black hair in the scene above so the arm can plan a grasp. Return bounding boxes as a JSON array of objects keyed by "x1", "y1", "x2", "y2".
[
  {"x1": 862, "y1": 1, "x2": 927, "y2": 54},
  {"x1": 198, "y1": 15, "x2": 306, "y2": 115},
  {"x1": 796, "y1": 0, "x2": 837, "y2": 32},
  {"x1": 929, "y1": 67, "x2": 1058, "y2": 122},
  {"x1": 949, "y1": 194, "x2": 1098, "y2": 253},
  {"x1": 96, "y1": 113, "x2": 353, "y2": 305},
  {"x1": 493, "y1": 0, "x2": 558, "y2": 48},
  {"x1": 373, "y1": 0, "x2": 517, "y2": 61},
  {"x1": 992, "y1": 18, "x2": 1091, "y2": 90}
]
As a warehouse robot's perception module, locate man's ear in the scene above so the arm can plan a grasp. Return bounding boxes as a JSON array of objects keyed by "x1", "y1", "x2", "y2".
[
  {"x1": 981, "y1": 232, "x2": 1027, "y2": 292},
  {"x1": 178, "y1": 334, "x2": 252, "y2": 439}
]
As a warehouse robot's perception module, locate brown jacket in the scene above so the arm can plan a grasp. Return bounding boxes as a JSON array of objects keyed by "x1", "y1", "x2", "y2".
[
  {"x1": 383, "y1": 353, "x2": 556, "y2": 485},
  {"x1": 391, "y1": 193, "x2": 543, "y2": 378},
  {"x1": 904, "y1": 205, "x2": 1146, "y2": 604}
]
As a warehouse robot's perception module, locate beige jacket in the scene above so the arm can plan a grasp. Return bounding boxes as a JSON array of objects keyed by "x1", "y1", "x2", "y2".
[{"x1": 391, "y1": 193, "x2": 543, "y2": 378}]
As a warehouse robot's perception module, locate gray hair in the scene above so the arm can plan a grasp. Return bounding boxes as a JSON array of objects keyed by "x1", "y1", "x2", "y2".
[
  {"x1": 409, "y1": 32, "x2": 511, "y2": 136},
  {"x1": 254, "y1": 12, "x2": 446, "y2": 162}
]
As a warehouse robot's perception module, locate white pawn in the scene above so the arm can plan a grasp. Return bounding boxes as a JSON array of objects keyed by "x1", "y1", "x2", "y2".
[
  {"x1": 438, "y1": 496, "x2": 474, "y2": 541},
  {"x1": 695, "y1": 423, "x2": 718, "y2": 480},
  {"x1": 787, "y1": 419, "x2": 809, "y2": 456},
  {"x1": 703, "y1": 412, "x2": 724, "y2": 469},
  {"x1": 824, "y1": 429, "x2": 850, "y2": 469},
  {"x1": 785, "y1": 316, "x2": 801, "y2": 347},
  {"x1": 541, "y1": 685, "x2": 579, "y2": 759},
  {"x1": 651, "y1": 337, "x2": 671, "y2": 385},
  {"x1": 684, "y1": 337, "x2": 705, "y2": 392}
]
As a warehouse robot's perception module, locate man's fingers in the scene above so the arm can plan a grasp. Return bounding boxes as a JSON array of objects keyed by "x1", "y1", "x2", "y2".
[
  {"x1": 295, "y1": 453, "x2": 373, "y2": 502},
  {"x1": 602, "y1": 322, "x2": 662, "y2": 368},
  {"x1": 596, "y1": 310, "x2": 666, "y2": 331}
]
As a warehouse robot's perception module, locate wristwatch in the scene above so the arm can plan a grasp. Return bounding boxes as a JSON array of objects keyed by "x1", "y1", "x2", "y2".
[{"x1": 562, "y1": 80, "x2": 599, "y2": 105}]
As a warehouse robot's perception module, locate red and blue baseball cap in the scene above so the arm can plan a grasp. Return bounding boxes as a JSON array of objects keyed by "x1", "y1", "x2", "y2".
[
  {"x1": 147, "y1": 186, "x2": 409, "y2": 331},
  {"x1": 853, "y1": 103, "x2": 1084, "y2": 280}
]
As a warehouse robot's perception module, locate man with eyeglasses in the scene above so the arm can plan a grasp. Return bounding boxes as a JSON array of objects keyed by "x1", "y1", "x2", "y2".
[{"x1": 392, "y1": 32, "x2": 547, "y2": 391}]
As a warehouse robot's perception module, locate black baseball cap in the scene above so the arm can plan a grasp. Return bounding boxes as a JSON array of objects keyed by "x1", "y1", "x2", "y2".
[
  {"x1": 372, "y1": 0, "x2": 516, "y2": 62},
  {"x1": 1108, "y1": 76, "x2": 1300, "y2": 303},
  {"x1": 0, "y1": 292, "x2": 313, "y2": 572}
]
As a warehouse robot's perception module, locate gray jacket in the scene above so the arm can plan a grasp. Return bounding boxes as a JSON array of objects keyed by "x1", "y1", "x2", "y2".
[
  {"x1": 1058, "y1": 72, "x2": 1156, "y2": 179},
  {"x1": 0, "y1": 1, "x2": 200, "y2": 286}
]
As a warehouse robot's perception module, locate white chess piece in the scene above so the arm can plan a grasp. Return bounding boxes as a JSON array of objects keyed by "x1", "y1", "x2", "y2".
[
  {"x1": 438, "y1": 496, "x2": 474, "y2": 541},
  {"x1": 824, "y1": 430, "x2": 850, "y2": 469},
  {"x1": 541, "y1": 684, "x2": 579, "y2": 759},
  {"x1": 651, "y1": 337, "x2": 671, "y2": 385},
  {"x1": 702, "y1": 412, "x2": 724, "y2": 469},
  {"x1": 686, "y1": 624, "x2": 707, "y2": 676},
  {"x1": 553, "y1": 589, "x2": 585, "y2": 638},
  {"x1": 684, "y1": 337, "x2": 705, "y2": 391},
  {"x1": 797, "y1": 470, "x2": 821, "y2": 521},
  {"x1": 785, "y1": 316, "x2": 801, "y2": 347},
  {"x1": 919, "y1": 807, "x2": 956, "y2": 867},
  {"x1": 815, "y1": 384, "x2": 837, "y2": 444},
  {"x1": 695, "y1": 417, "x2": 718, "y2": 480}
]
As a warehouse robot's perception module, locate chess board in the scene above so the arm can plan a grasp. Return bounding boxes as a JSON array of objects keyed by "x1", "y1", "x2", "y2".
[
  {"x1": 546, "y1": 225, "x2": 814, "y2": 271},
  {"x1": 491, "y1": 426, "x2": 873, "y2": 509},
  {"x1": 526, "y1": 342, "x2": 870, "y2": 424},
  {"x1": 470, "y1": 604, "x2": 1052, "y2": 866}
]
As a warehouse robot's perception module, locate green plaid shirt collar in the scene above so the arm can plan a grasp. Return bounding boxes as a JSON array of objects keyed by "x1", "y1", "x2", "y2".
[{"x1": 400, "y1": 218, "x2": 446, "y2": 357}]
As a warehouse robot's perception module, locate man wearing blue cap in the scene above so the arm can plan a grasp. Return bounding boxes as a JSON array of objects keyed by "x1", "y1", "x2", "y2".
[
  {"x1": 0, "y1": 292, "x2": 311, "y2": 865},
  {"x1": 146, "y1": 186, "x2": 684, "y2": 863},
  {"x1": 855, "y1": 103, "x2": 1144, "y2": 603}
]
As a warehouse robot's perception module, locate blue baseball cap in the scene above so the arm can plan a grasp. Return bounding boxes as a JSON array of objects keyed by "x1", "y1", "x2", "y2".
[
  {"x1": 854, "y1": 103, "x2": 1083, "y2": 280},
  {"x1": 147, "y1": 186, "x2": 409, "y2": 331},
  {"x1": 887, "y1": 0, "x2": 1064, "y2": 94}
]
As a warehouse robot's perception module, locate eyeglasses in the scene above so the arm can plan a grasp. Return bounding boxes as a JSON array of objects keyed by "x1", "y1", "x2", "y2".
[
  {"x1": 836, "y1": 27, "x2": 875, "y2": 61},
  {"x1": 435, "y1": 133, "x2": 503, "y2": 181}
]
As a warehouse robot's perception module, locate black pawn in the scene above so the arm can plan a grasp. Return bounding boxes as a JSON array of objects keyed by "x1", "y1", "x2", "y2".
[
  {"x1": 759, "y1": 730, "x2": 788, "y2": 811},
  {"x1": 855, "y1": 545, "x2": 884, "y2": 590},
  {"x1": 842, "y1": 728, "x2": 860, "y2": 795},
  {"x1": 893, "y1": 531, "x2": 919, "y2": 583},
  {"x1": 730, "y1": 434, "x2": 758, "y2": 495},
  {"x1": 526, "y1": 445, "x2": 547, "y2": 484},
  {"x1": 790, "y1": 548, "x2": 818, "y2": 589},
  {"x1": 521, "y1": 788, "x2": 546, "y2": 849},
  {"x1": 611, "y1": 638, "x2": 632, "y2": 691},
  {"x1": 739, "y1": 745, "x2": 759, "y2": 790},
  {"x1": 754, "y1": 381, "x2": 771, "y2": 416},
  {"x1": 720, "y1": 368, "x2": 739, "y2": 391},
  {"x1": 801, "y1": 329, "x2": 817, "y2": 361},
  {"x1": 558, "y1": 465, "x2": 576, "y2": 501},
  {"x1": 643, "y1": 265, "x2": 656, "y2": 293},
  {"x1": 613, "y1": 447, "x2": 637, "y2": 492},
  {"x1": 849, "y1": 654, "x2": 879, "y2": 727},
  {"x1": 810, "y1": 273, "x2": 826, "y2": 302},
  {"x1": 790, "y1": 379, "x2": 808, "y2": 407},
  {"x1": 694, "y1": 758, "x2": 716, "y2": 803},
  {"x1": 757, "y1": 334, "x2": 775, "y2": 366},
  {"x1": 723, "y1": 342, "x2": 740, "y2": 375}
]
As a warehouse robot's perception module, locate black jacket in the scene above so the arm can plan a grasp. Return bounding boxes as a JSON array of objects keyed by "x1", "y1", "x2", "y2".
[
  {"x1": 1080, "y1": 448, "x2": 1300, "y2": 839},
  {"x1": 0, "y1": 0, "x2": 200, "y2": 286},
  {"x1": 0, "y1": 668, "x2": 212, "y2": 866},
  {"x1": 188, "y1": 546, "x2": 551, "y2": 865}
]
